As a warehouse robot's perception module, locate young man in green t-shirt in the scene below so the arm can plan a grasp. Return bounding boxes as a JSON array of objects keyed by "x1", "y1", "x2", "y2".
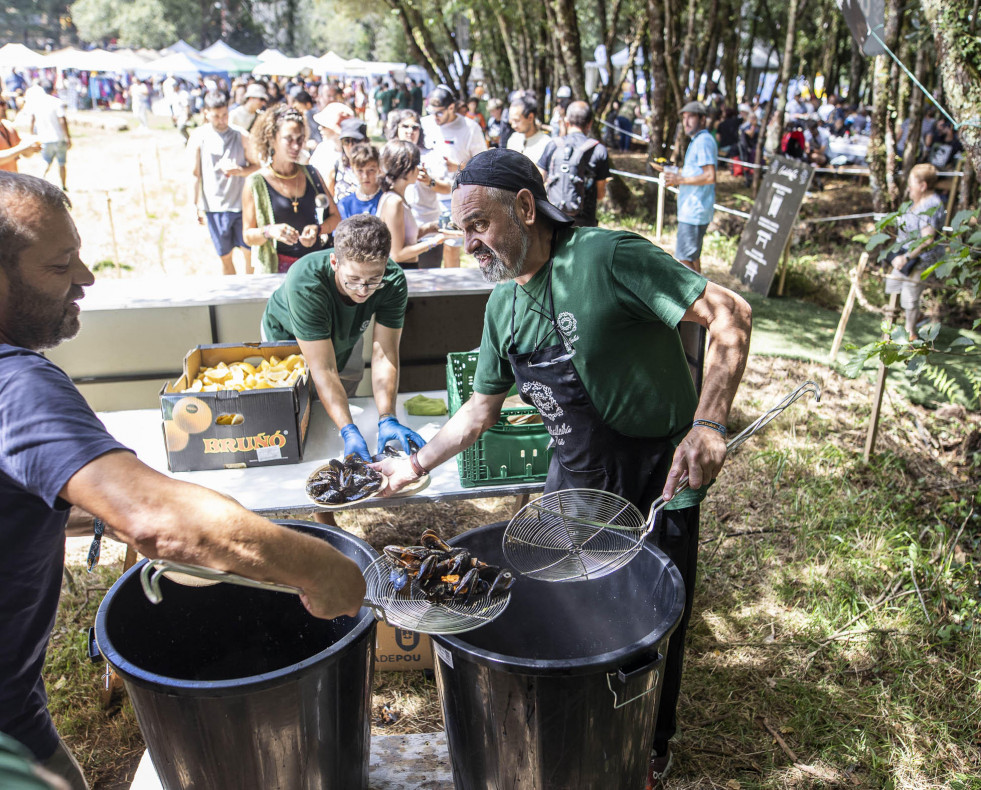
[
  {"x1": 373, "y1": 149, "x2": 752, "y2": 787},
  {"x1": 261, "y1": 214, "x2": 424, "y2": 461}
]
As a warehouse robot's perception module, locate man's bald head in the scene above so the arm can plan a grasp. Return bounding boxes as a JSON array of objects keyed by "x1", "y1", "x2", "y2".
[{"x1": 565, "y1": 101, "x2": 593, "y2": 130}]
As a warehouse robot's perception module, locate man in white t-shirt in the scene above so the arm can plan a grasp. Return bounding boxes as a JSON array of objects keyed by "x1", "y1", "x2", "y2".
[
  {"x1": 24, "y1": 82, "x2": 70, "y2": 191},
  {"x1": 420, "y1": 84, "x2": 486, "y2": 267},
  {"x1": 506, "y1": 93, "x2": 551, "y2": 165}
]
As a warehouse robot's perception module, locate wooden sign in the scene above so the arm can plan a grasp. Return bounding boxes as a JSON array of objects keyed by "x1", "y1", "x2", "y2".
[{"x1": 730, "y1": 155, "x2": 814, "y2": 296}]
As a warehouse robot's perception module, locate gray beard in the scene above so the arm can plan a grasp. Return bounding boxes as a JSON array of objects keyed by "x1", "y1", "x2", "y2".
[{"x1": 476, "y1": 210, "x2": 530, "y2": 283}]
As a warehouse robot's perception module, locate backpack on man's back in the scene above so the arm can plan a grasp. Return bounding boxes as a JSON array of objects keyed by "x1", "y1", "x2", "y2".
[{"x1": 545, "y1": 136, "x2": 599, "y2": 222}]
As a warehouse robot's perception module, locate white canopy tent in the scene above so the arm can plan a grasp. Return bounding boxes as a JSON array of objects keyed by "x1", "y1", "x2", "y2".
[
  {"x1": 0, "y1": 42, "x2": 48, "y2": 69},
  {"x1": 257, "y1": 48, "x2": 286, "y2": 62},
  {"x1": 200, "y1": 40, "x2": 258, "y2": 72},
  {"x1": 44, "y1": 47, "x2": 146, "y2": 73},
  {"x1": 161, "y1": 39, "x2": 200, "y2": 57},
  {"x1": 252, "y1": 55, "x2": 319, "y2": 76},
  {"x1": 136, "y1": 51, "x2": 228, "y2": 80}
]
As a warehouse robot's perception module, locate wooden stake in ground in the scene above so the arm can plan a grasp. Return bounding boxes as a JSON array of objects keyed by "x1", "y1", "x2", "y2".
[
  {"x1": 104, "y1": 192, "x2": 120, "y2": 275},
  {"x1": 829, "y1": 251, "x2": 870, "y2": 362},
  {"x1": 776, "y1": 239, "x2": 791, "y2": 296},
  {"x1": 138, "y1": 158, "x2": 150, "y2": 217},
  {"x1": 656, "y1": 170, "x2": 667, "y2": 243},
  {"x1": 864, "y1": 290, "x2": 900, "y2": 462},
  {"x1": 155, "y1": 143, "x2": 163, "y2": 181}
]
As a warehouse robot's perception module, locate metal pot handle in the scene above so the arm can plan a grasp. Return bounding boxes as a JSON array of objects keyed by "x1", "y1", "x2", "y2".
[
  {"x1": 139, "y1": 559, "x2": 303, "y2": 604},
  {"x1": 606, "y1": 652, "x2": 662, "y2": 709}
]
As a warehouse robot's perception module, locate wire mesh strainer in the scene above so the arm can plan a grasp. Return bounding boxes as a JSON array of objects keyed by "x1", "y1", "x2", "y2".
[
  {"x1": 503, "y1": 381, "x2": 821, "y2": 582},
  {"x1": 139, "y1": 554, "x2": 511, "y2": 636}
]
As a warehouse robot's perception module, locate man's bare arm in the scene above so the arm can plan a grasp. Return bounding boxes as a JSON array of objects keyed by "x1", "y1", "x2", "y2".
[
  {"x1": 61, "y1": 450, "x2": 366, "y2": 619},
  {"x1": 662, "y1": 280, "x2": 752, "y2": 499}
]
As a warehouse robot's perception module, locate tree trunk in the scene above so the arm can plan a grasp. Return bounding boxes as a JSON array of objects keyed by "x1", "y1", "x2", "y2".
[
  {"x1": 847, "y1": 37, "x2": 863, "y2": 101},
  {"x1": 692, "y1": 0, "x2": 720, "y2": 96},
  {"x1": 765, "y1": 0, "x2": 799, "y2": 155},
  {"x1": 921, "y1": 0, "x2": 981, "y2": 181},
  {"x1": 900, "y1": 37, "x2": 928, "y2": 186},
  {"x1": 868, "y1": 0, "x2": 901, "y2": 212},
  {"x1": 550, "y1": 0, "x2": 586, "y2": 100},
  {"x1": 648, "y1": 0, "x2": 669, "y2": 158},
  {"x1": 820, "y1": 10, "x2": 839, "y2": 97},
  {"x1": 679, "y1": 0, "x2": 698, "y2": 97}
]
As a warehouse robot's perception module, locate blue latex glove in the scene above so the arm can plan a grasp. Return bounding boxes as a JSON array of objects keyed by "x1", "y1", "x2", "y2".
[
  {"x1": 377, "y1": 416, "x2": 426, "y2": 455},
  {"x1": 340, "y1": 423, "x2": 371, "y2": 462}
]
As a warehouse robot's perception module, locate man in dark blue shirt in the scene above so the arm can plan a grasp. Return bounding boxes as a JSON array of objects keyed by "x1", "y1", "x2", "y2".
[{"x1": 0, "y1": 172, "x2": 367, "y2": 790}]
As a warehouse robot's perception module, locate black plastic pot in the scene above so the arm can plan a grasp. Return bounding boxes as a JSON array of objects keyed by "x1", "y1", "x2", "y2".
[
  {"x1": 93, "y1": 521, "x2": 377, "y2": 790},
  {"x1": 433, "y1": 521, "x2": 685, "y2": 790}
]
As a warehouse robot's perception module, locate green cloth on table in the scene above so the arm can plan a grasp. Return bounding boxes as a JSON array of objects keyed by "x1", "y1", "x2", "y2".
[{"x1": 405, "y1": 394, "x2": 447, "y2": 416}]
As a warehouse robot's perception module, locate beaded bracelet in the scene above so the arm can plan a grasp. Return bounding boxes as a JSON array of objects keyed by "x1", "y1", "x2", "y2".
[{"x1": 692, "y1": 418, "x2": 727, "y2": 438}]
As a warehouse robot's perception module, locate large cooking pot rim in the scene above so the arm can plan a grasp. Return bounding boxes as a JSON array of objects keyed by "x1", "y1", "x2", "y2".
[
  {"x1": 432, "y1": 522, "x2": 685, "y2": 676},
  {"x1": 94, "y1": 521, "x2": 378, "y2": 695}
]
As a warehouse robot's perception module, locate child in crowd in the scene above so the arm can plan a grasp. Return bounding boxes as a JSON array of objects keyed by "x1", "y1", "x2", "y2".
[{"x1": 337, "y1": 143, "x2": 382, "y2": 218}]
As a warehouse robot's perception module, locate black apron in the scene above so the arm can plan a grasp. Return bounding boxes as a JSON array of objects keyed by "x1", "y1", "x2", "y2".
[{"x1": 506, "y1": 254, "x2": 678, "y2": 516}]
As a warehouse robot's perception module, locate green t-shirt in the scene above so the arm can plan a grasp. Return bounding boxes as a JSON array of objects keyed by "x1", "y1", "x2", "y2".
[
  {"x1": 473, "y1": 226, "x2": 708, "y2": 507},
  {"x1": 261, "y1": 250, "x2": 408, "y2": 370}
]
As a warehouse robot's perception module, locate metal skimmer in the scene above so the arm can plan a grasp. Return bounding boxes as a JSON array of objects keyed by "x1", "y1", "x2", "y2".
[
  {"x1": 502, "y1": 381, "x2": 821, "y2": 583},
  {"x1": 139, "y1": 555, "x2": 511, "y2": 636}
]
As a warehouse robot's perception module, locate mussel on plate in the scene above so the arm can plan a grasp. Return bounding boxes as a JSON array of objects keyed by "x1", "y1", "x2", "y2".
[{"x1": 306, "y1": 453, "x2": 383, "y2": 505}]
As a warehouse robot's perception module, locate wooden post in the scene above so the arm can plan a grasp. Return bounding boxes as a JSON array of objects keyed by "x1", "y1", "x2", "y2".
[
  {"x1": 655, "y1": 170, "x2": 666, "y2": 243},
  {"x1": 863, "y1": 291, "x2": 900, "y2": 463},
  {"x1": 138, "y1": 158, "x2": 150, "y2": 217},
  {"x1": 776, "y1": 239, "x2": 791, "y2": 296},
  {"x1": 830, "y1": 251, "x2": 870, "y2": 362},
  {"x1": 104, "y1": 192, "x2": 120, "y2": 275},
  {"x1": 154, "y1": 143, "x2": 163, "y2": 181},
  {"x1": 945, "y1": 157, "x2": 965, "y2": 221}
]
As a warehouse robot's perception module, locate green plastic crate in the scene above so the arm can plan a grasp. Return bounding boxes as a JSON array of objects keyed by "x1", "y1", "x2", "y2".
[{"x1": 446, "y1": 351, "x2": 553, "y2": 487}]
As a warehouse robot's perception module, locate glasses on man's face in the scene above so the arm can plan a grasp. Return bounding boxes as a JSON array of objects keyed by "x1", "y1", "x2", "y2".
[
  {"x1": 343, "y1": 279, "x2": 386, "y2": 293},
  {"x1": 430, "y1": 107, "x2": 448, "y2": 118}
]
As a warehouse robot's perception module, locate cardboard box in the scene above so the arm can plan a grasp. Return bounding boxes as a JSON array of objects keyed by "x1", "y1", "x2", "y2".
[
  {"x1": 374, "y1": 622, "x2": 434, "y2": 671},
  {"x1": 160, "y1": 342, "x2": 311, "y2": 472}
]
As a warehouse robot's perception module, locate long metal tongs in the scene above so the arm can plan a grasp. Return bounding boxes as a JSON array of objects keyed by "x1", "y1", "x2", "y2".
[{"x1": 640, "y1": 379, "x2": 823, "y2": 528}]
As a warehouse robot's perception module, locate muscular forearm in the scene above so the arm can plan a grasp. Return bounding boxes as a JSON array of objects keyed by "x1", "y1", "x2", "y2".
[
  {"x1": 60, "y1": 452, "x2": 365, "y2": 615},
  {"x1": 695, "y1": 294, "x2": 752, "y2": 425},
  {"x1": 415, "y1": 393, "x2": 501, "y2": 471},
  {"x1": 311, "y1": 366, "x2": 355, "y2": 430},
  {"x1": 371, "y1": 351, "x2": 398, "y2": 418}
]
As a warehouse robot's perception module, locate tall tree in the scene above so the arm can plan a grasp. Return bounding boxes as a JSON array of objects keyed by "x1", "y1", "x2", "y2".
[
  {"x1": 867, "y1": 0, "x2": 902, "y2": 212},
  {"x1": 920, "y1": 0, "x2": 981, "y2": 181}
]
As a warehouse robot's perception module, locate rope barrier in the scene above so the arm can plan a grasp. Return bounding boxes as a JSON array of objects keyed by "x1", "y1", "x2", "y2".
[
  {"x1": 609, "y1": 168, "x2": 752, "y2": 219},
  {"x1": 597, "y1": 117, "x2": 649, "y2": 143}
]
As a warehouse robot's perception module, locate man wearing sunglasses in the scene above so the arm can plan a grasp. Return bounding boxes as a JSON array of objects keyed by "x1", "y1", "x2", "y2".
[
  {"x1": 261, "y1": 214, "x2": 424, "y2": 461},
  {"x1": 374, "y1": 148, "x2": 752, "y2": 789}
]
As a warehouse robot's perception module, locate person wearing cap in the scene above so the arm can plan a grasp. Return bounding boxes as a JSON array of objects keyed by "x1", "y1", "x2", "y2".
[
  {"x1": 548, "y1": 85, "x2": 573, "y2": 138},
  {"x1": 660, "y1": 100, "x2": 717, "y2": 274},
  {"x1": 230, "y1": 83, "x2": 268, "y2": 132},
  {"x1": 372, "y1": 147, "x2": 751, "y2": 788},
  {"x1": 261, "y1": 214, "x2": 424, "y2": 462},
  {"x1": 308, "y1": 101, "x2": 356, "y2": 178},
  {"x1": 421, "y1": 84, "x2": 487, "y2": 267},
  {"x1": 325, "y1": 118, "x2": 369, "y2": 206}
]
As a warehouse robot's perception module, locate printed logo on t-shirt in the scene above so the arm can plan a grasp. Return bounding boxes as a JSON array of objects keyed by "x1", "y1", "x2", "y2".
[
  {"x1": 360, "y1": 320, "x2": 371, "y2": 333},
  {"x1": 556, "y1": 311, "x2": 579, "y2": 352},
  {"x1": 521, "y1": 381, "x2": 564, "y2": 421}
]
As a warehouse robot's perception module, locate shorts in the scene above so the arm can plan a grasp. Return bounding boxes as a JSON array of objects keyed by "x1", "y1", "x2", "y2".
[
  {"x1": 675, "y1": 222, "x2": 708, "y2": 263},
  {"x1": 884, "y1": 270, "x2": 927, "y2": 310},
  {"x1": 41, "y1": 141, "x2": 68, "y2": 166},
  {"x1": 205, "y1": 211, "x2": 247, "y2": 256}
]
